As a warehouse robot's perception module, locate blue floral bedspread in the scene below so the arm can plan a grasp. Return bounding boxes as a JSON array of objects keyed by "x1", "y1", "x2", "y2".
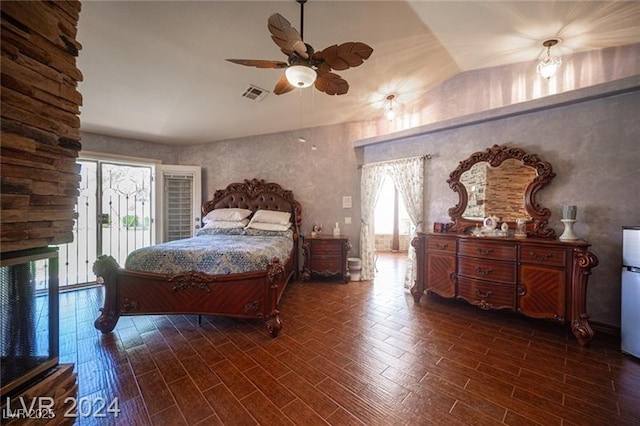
[{"x1": 124, "y1": 229, "x2": 293, "y2": 275}]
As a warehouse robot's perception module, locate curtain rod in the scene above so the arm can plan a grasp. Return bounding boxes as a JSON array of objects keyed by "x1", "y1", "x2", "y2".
[{"x1": 357, "y1": 154, "x2": 431, "y2": 169}]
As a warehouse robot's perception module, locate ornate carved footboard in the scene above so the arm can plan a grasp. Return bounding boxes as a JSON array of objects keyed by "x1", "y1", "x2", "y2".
[
  {"x1": 93, "y1": 254, "x2": 288, "y2": 337},
  {"x1": 93, "y1": 178, "x2": 302, "y2": 338}
]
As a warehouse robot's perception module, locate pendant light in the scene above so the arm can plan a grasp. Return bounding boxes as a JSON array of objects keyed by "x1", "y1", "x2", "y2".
[
  {"x1": 537, "y1": 39, "x2": 562, "y2": 79},
  {"x1": 385, "y1": 94, "x2": 396, "y2": 121}
]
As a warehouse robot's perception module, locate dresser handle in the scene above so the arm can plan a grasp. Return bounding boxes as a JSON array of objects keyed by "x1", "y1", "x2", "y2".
[
  {"x1": 529, "y1": 252, "x2": 552, "y2": 261},
  {"x1": 475, "y1": 266, "x2": 493, "y2": 275},
  {"x1": 436, "y1": 243, "x2": 448, "y2": 250},
  {"x1": 476, "y1": 289, "x2": 493, "y2": 298},
  {"x1": 476, "y1": 247, "x2": 493, "y2": 255}
]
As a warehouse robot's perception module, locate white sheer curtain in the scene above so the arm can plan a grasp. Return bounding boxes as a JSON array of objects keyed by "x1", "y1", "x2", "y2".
[
  {"x1": 359, "y1": 164, "x2": 385, "y2": 281},
  {"x1": 387, "y1": 157, "x2": 425, "y2": 290}
]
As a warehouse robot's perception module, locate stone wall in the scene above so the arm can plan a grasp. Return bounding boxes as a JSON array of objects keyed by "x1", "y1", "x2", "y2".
[
  {"x1": 374, "y1": 234, "x2": 410, "y2": 253},
  {"x1": 1, "y1": 1, "x2": 83, "y2": 253}
]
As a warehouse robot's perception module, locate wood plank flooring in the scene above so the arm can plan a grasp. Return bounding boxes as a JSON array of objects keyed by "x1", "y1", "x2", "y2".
[{"x1": 57, "y1": 253, "x2": 639, "y2": 425}]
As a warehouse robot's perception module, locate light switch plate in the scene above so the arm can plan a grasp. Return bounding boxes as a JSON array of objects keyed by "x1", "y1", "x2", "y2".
[
  {"x1": 342, "y1": 196, "x2": 352, "y2": 208},
  {"x1": 345, "y1": 217, "x2": 351, "y2": 224}
]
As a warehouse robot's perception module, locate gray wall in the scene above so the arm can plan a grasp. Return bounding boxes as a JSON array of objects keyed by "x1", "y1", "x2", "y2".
[
  {"x1": 81, "y1": 132, "x2": 178, "y2": 164},
  {"x1": 177, "y1": 123, "x2": 362, "y2": 253}
]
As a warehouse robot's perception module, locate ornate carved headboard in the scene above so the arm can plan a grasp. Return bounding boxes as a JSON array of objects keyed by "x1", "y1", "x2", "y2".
[{"x1": 202, "y1": 179, "x2": 302, "y2": 234}]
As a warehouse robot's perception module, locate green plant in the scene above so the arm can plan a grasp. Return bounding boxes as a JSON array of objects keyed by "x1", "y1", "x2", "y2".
[{"x1": 121, "y1": 215, "x2": 139, "y2": 228}]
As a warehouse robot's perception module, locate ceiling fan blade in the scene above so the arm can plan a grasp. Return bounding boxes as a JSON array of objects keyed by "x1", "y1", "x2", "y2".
[
  {"x1": 268, "y1": 13, "x2": 309, "y2": 59},
  {"x1": 315, "y1": 42, "x2": 373, "y2": 71},
  {"x1": 315, "y1": 72, "x2": 349, "y2": 96},
  {"x1": 273, "y1": 74, "x2": 295, "y2": 95},
  {"x1": 316, "y1": 62, "x2": 331, "y2": 76},
  {"x1": 226, "y1": 59, "x2": 288, "y2": 69}
]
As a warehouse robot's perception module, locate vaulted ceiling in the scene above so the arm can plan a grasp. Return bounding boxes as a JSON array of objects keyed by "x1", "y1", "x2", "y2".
[{"x1": 77, "y1": 1, "x2": 640, "y2": 145}]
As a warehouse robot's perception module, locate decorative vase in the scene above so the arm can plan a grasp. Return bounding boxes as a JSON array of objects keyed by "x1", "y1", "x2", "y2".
[
  {"x1": 562, "y1": 205, "x2": 577, "y2": 220},
  {"x1": 560, "y1": 219, "x2": 578, "y2": 241}
]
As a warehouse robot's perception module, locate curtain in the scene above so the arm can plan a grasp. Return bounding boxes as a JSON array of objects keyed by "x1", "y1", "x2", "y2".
[
  {"x1": 359, "y1": 164, "x2": 385, "y2": 281},
  {"x1": 387, "y1": 157, "x2": 425, "y2": 290}
]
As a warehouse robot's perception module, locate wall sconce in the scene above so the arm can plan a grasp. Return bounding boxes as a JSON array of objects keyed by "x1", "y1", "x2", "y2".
[
  {"x1": 537, "y1": 39, "x2": 562, "y2": 79},
  {"x1": 385, "y1": 94, "x2": 396, "y2": 121}
]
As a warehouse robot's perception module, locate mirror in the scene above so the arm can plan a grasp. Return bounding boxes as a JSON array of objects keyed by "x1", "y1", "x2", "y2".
[
  {"x1": 447, "y1": 145, "x2": 556, "y2": 238},
  {"x1": 461, "y1": 159, "x2": 537, "y2": 221}
]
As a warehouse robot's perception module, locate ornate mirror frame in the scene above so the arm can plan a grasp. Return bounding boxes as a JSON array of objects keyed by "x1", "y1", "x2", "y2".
[{"x1": 447, "y1": 144, "x2": 556, "y2": 238}]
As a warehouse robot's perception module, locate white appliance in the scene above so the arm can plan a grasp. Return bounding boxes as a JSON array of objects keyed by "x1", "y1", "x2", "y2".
[{"x1": 621, "y1": 226, "x2": 640, "y2": 359}]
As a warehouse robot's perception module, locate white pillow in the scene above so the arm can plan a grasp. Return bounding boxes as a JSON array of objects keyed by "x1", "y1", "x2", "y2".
[
  {"x1": 203, "y1": 208, "x2": 251, "y2": 223},
  {"x1": 246, "y1": 221, "x2": 292, "y2": 232},
  {"x1": 203, "y1": 219, "x2": 249, "y2": 229},
  {"x1": 250, "y1": 209, "x2": 291, "y2": 226}
]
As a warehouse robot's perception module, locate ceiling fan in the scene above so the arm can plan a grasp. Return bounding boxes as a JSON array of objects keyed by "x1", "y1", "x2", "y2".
[{"x1": 226, "y1": 0, "x2": 373, "y2": 96}]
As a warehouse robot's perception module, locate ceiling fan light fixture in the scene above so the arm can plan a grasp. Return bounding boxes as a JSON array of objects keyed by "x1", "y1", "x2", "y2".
[
  {"x1": 285, "y1": 65, "x2": 316, "y2": 88},
  {"x1": 537, "y1": 39, "x2": 562, "y2": 79}
]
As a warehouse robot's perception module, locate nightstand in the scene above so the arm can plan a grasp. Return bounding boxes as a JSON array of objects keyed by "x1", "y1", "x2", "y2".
[{"x1": 302, "y1": 235, "x2": 351, "y2": 283}]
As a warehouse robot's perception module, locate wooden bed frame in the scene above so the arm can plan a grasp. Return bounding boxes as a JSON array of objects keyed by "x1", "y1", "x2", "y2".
[{"x1": 93, "y1": 179, "x2": 302, "y2": 337}]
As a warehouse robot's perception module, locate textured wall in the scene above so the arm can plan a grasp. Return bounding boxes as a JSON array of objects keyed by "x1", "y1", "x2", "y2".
[
  {"x1": 362, "y1": 90, "x2": 640, "y2": 327},
  {"x1": 351, "y1": 44, "x2": 640, "y2": 141},
  {"x1": 176, "y1": 123, "x2": 363, "y2": 255},
  {"x1": 81, "y1": 132, "x2": 177, "y2": 164}
]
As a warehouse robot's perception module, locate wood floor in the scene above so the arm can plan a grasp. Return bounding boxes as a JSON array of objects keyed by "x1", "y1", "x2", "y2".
[{"x1": 58, "y1": 253, "x2": 639, "y2": 425}]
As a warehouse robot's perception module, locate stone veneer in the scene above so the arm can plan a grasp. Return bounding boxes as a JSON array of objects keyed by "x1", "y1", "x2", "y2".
[{"x1": 1, "y1": 1, "x2": 83, "y2": 253}]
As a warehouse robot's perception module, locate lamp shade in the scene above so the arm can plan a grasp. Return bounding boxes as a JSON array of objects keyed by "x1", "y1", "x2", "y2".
[
  {"x1": 285, "y1": 65, "x2": 316, "y2": 88},
  {"x1": 537, "y1": 56, "x2": 562, "y2": 79},
  {"x1": 385, "y1": 108, "x2": 396, "y2": 121},
  {"x1": 537, "y1": 39, "x2": 562, "y2": 79}
]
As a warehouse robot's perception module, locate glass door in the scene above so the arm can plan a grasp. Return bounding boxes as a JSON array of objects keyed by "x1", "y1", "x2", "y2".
[{"x1": 57, "y1": 159, "x2": 154, "y2": 288}]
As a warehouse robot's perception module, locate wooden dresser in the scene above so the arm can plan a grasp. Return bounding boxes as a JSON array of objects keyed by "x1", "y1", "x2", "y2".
[
  {"x1": 302, "y1": 235, "x2": 351, "y2": 283},
  {"x1": 412, "y1": 233, "x2": 598, "y2": 346}
]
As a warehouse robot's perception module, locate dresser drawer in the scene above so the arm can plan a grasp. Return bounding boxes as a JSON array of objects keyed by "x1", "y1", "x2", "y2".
[
  {"x1": 459, "y1": 240, "x2": 517, "y2": 261},
  {"x1": 311, "y1": 240, "x2": 343, "y2": 255},
  {"x1": 519, "y1": 246, "x2": 566, "y2": 267},
  {"x1": 457, "y1": 276, "x2": 516, "y2": 310},
  {"x1": 458, "y1": 257, "x2": 516, "y2": 284},
  {"x1": 426, "y1": 237, "x2": 456, "y2": 254}
]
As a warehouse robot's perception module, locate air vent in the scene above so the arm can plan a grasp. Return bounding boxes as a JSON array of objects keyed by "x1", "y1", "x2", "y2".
[{"x1": 241, "y1": 85, "x2": 269, "y2": 102}]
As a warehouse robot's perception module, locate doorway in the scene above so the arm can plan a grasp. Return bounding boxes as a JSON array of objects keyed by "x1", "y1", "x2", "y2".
[{"x1": 374, "y1": 175, "x2": 411, "y2": 256}]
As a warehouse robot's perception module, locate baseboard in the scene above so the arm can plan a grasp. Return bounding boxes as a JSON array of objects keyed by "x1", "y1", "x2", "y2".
[{"x1": 591, "y1": 321, "x2": 620, "y2": 337}]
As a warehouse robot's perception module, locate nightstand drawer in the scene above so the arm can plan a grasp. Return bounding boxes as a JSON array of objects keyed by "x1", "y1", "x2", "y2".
[
  {"x1": 310, "y1": 256, "x2": 342, "y2": 272},
  {"x1": 311, "y1": 240, "x2": 343, "y2": 255}
]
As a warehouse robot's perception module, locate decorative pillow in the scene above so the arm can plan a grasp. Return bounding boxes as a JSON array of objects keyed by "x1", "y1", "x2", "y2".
[
  {"x1": 244, "y1": 228, "x2": 294, "y2": 238},
  {"x1": 202, "y1": 219, "x2": 249, "y2": 229},
  {"x1": 197, "y1": 227, "x2": 246, "y2": 236},
  {"x1": 246, "y1": 221, "x2": 292, "y2": 232},
  {"x1": 203, "y1": 208, "x2": 251, "y2": 223},
  {"x1": 249, "y1": 209, "x2": 291, "y2": 226}
]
